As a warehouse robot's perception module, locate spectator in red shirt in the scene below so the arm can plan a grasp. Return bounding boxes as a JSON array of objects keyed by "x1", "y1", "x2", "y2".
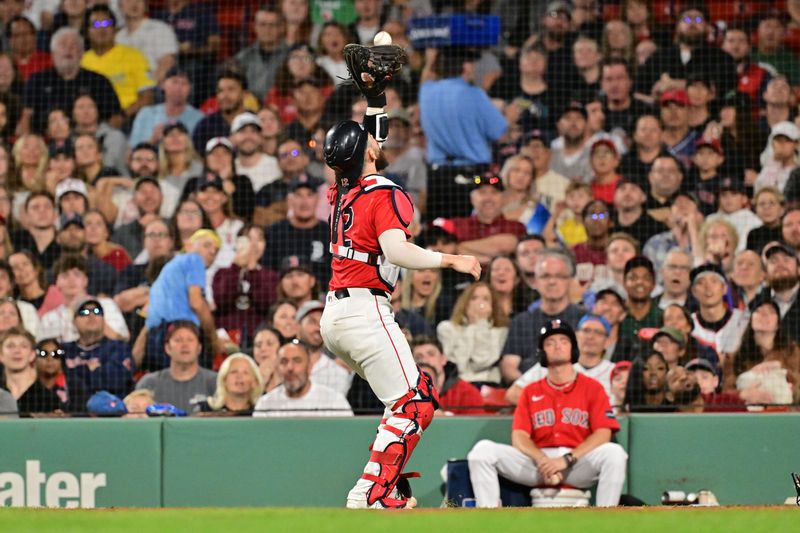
[
  {"x1": 7, "y1": 16, "x2": 52, "y2": 81},
  {"x1": 451, "y1": 175, "x2": 526, "y2": 264},
  {"x1": 589, "y1": 139, "x2": 621, "y2": 204},
  {"x1": 411, "y1": 336, "x2": 486, "y2": 415},
  {"x1": 573, "y1": 200, "x2": 612, "y2": 288}
]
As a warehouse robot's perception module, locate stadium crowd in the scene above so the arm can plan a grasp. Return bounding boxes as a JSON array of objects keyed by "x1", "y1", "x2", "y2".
[{"x1": 0, "y1": 0, "x2": 799, "y2": 418}]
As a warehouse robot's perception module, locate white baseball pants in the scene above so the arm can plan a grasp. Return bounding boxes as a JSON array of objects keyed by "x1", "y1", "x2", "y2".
[{"x1": 466, "y1": 440, "x2": 627, "y2": 507}]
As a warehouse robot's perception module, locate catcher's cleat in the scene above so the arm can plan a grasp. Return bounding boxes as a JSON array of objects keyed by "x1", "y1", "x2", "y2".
[{"x1": 347, "y1": 495, "x2": 417, "y2": 510}]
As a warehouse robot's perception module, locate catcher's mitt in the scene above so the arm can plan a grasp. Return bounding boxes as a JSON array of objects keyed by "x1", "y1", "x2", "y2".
[{"x1": 343, "y1": 43, "x2": 408, "y2": 98}]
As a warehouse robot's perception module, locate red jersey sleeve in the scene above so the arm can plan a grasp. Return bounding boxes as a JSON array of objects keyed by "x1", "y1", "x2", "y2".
[
  {"x1": 371, "y1": 188, "x2": 413, "y2": 239},
  {"x1": 511, "y1": 383, "x2": 533, "y2": 435},
  {"x1": 586, "y1": 377, "x2": 620, "y2": 433}
]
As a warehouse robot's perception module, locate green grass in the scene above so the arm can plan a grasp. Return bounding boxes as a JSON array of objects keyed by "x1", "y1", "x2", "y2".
[{"x1": 0, "y1": 507, "x2": 797, "y2": 533}]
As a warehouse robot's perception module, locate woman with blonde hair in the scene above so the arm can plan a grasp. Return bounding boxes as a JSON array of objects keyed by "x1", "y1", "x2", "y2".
[
  {"x1": 10, "y1": 133, "x2": 47, "y2": 222},
  {"x1": 500, "y1": 154, "x2": 541, "y2": 226},
  {"x1": 198, "y1": 353, "x2": 263, "y2": 414},
  {"x1": 400, "y1": 268, "x2": 450, "y2": 326},
  {"x1": 436, "y1": 281, "x2": 509, "y2": 385},
  {"x1": 158, "y1": 122, "x2": 203, "y2": 213},
  {"x1": 695, "y1": 216, "x2": 739, "y2": 274}
]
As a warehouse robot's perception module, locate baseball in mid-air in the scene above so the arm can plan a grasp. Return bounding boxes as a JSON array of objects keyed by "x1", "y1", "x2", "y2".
[{"x1": 373, "y1": 31, "x2": 392, "y2": 46}]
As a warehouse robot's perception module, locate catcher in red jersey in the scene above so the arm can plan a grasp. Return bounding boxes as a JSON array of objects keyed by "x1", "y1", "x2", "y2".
[
  {"x1": 467, "y1": 319, "x2": 628, "y2": 507},
  {"x1": 319, "y1": 42, "x2": 481, "y2": 509}
]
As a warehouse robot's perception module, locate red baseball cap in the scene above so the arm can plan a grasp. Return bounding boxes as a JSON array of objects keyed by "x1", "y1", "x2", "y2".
[
  {"x1": 660, "y1": 89, "x2": 689, "y2": 106},
  {"x1": 695, "y1": 137, "x2": 723, "y2": 154},
  {"x1": 590, "y1": 138, "x2": 618, "y2": 156}
]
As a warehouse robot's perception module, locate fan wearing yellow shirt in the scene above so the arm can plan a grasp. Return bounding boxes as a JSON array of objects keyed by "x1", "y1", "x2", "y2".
[{"x1": 81, "y1": 5, "x2": 155, "y2": 120}]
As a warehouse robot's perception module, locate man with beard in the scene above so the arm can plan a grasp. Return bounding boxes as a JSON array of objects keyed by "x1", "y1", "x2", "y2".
[
  {"x1": 759, "y1": 241, "x2": 800, "y2": 331},
  {"x1": 612, "y1": 177, "x2": 667, "y2": 247},
  {"x1": 55, "y1": 214, "x2": 117, "y2": 296},
  {"x1": 781, "y1": 208, "x2": 800, "y2": 250},
  {"x1": 265, "y1": 177, "x2": 331, "y2": 288},
  {"x1": 21, "y1": 27, "x2": 122, "y2": 133},
  {"x1": 550, "y1": 101, "x2": 592, "y2": 182},
  {"x1": 231, "y1": 112, "x2": 280, "y2": 193},
  {"x1": 535, "y1": 1, "x2": 581, "y2": 89},
  {"x1": 191, "y1": 69, "x2": 248, "y2": 152},
  {"x1": 635, "y1": 4, "x2": 736, "y2": 98},
  {"x1": 500, "y1": 249, "x2": 584, "y2": 383},
  {"x1": 253, "y1": 339, "x2": 353, "y2": 417},
  {"x1": 689, "y1": 264, "x2": 748, "y2": 365},
  {"x1": 448, "y1": 175, "x2": 526, "y2": 265},
  {"x1": 620, "y1": 256, "x2": 662, "y2": 359},
  {"x1": 111, "y1": 176, "x2": 166, "y2": 260}
]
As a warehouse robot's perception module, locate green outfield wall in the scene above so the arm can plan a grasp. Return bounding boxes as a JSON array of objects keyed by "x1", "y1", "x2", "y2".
[{"x1": 0, "y1": 414, "x2": 797, "y2": 508}]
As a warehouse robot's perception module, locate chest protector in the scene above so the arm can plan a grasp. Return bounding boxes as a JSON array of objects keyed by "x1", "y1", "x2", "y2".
[{"x1": 329, "y1": 175, "x2": 409, "y2": 289}]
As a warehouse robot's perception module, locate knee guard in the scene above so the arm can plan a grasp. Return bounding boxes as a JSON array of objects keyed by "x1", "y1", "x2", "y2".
[{"x1": 362, "y1": 369, "x2": 439, "y2": 506}]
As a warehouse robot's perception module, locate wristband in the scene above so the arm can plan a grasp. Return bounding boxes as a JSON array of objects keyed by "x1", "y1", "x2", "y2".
[
  {"x1": 367, "y1": 94, "x2": 387, "y2": 108},
  {"x1": 563, "y1": 452, "x2": 577, "y2": 468}
]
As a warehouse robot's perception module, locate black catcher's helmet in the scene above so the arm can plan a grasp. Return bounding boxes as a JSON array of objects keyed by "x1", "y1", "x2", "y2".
[
  {"x1": 324, "y1": 120, "x2": 369, "y2": 188},
  {"x1": 538, "y1": 319, "x2": 579, "y2": 367}
]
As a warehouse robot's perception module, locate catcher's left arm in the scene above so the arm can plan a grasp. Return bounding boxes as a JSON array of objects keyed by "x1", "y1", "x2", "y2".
[{"x1": 343, "y1": 38, "x2": 407, "y2": 146}]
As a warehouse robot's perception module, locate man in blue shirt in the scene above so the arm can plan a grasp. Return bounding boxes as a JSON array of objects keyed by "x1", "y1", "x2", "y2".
[
  {"x1": 128, "y1": 67, "x2": 204, "y2": 146},
  {"x1": 419, "y1": 47, "x2": 507, "y2": 220},
  {"x1": 143, "y1": 229, "x2": 221, "y2": 370},
  {"x1": 63, "y1": 298, "x2": 135, "y2": 399}
]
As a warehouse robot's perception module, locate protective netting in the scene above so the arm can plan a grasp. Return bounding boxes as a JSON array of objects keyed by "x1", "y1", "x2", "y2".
[{"x1": 0, "y1": 0, "x2": 797, "y2": 419}]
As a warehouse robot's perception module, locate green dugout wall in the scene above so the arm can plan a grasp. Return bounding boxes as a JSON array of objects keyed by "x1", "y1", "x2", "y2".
[{"x1": 0, "y1": 414, "x2": 797, "y2": 508}]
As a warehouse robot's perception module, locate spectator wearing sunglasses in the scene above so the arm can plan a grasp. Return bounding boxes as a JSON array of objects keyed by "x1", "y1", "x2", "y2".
[
  {"x1": 35, "y1": 338, "x2": 89, "y2": 414},
  {"x1": 62, "y1": 298, "x2": 135, "y2": 398}
]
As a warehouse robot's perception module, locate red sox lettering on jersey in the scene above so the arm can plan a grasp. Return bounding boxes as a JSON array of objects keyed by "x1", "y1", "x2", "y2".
[
  {"x1": 328, "y1": 174, "x2": 415, "y2": 292},
  {"x1": 512, "y1": 374, "x2": 619, "y2": 448}
]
